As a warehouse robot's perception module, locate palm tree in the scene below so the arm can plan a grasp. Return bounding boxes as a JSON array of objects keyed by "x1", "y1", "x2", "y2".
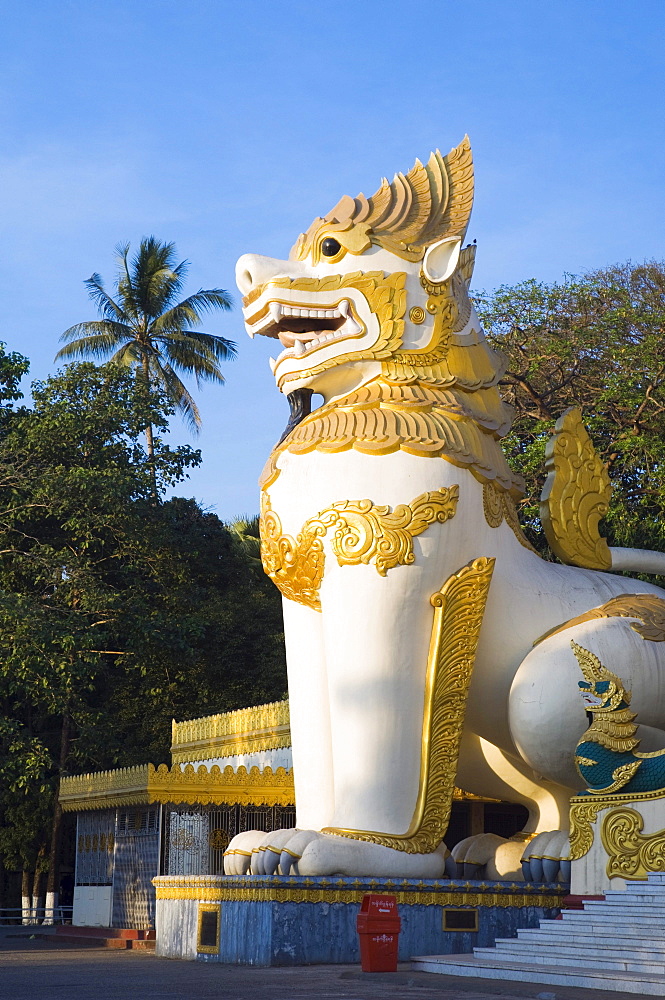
[{"x1": 56, "y1": 237, "x2": 236, "y2": 465}]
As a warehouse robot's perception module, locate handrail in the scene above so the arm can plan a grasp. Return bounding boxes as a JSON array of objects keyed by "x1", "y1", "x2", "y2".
[{"x1": 0, "y1": 905, "x2": 73, "y2": 926}]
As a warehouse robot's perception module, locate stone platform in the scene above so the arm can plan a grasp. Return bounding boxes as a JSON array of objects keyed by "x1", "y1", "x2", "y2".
[{"x1": 153, "y1": 874, "x2": 566, "y2": 966}]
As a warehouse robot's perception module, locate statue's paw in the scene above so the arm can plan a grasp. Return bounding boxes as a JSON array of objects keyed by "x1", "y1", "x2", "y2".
[
  {"x1": 521, "y1": 830, "x2": 570, "y2": 883},
  {"x1": 451, "y1": 833, "x2": 524, "y2": 880},
  {"x1": 223, "y1": 830, "x2": 267, "y2": 875},
  {"x1": 277, "y1": 830, "x2": 448, "y2": 878}
]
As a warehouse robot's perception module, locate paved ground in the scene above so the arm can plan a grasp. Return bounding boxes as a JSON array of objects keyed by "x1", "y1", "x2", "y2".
[{"x1": 0, "y1": 934, "x2": 657, "y2": 1000}]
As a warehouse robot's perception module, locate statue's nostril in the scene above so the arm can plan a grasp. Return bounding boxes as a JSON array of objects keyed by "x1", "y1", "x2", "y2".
[{"x1": 238, "y1": 268, "x2": 253, "y2": 294}]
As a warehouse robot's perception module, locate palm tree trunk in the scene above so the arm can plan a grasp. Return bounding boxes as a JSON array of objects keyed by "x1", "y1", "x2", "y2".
[{"x1": 140, "y1": 356, "x2": 157, "y2": 499}]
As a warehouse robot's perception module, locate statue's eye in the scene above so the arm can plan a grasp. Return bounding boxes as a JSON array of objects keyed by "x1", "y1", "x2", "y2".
[{"x1": 321, "y1": 237, "x2": 342, "y2": 258}]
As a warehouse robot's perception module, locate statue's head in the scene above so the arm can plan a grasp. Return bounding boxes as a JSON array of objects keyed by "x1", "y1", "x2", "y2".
[
  {"x1": 237, "y1": 138, "x2": 477, "y2": 401},
  {"x1": 572, "y1": 640, "x2": 630, "y2": 713}
]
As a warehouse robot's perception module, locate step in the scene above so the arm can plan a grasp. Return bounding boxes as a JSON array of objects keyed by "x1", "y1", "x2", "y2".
[
  {"x1": 48, "y1": 934, "x2": 131, "y2": 949},
  {"x1": 480, "y1": 947, "x2": 665, "y2": 975},
  {"x1": 580, "y1": 901, "x2": 665, "y2": 917},
  {"x1": 495, "y1": 937, "x2": 665, "y2": 964},
  {"x1": 411, "y1": 954, "x2": 665, "y2": 995},
  {"x1": 129, "y1": 939, "x2": 156, "y2": 951},
  {"x1": 54, "y1": 925, "x2": 144, "y2": 939},
  {"x1": 559, "y1": 912, "x2": 664, "y2": 929},
  {"x1": 515, "y1": 927, "x2": 665, "y2": 949},
  {"x1": 605, "y1": 892, "x2": 665, "y2": 905},
  {"x1": 487, "y1": 941, "x2": 665, "y2": 968},
  {"x1": 474, "y1": 946, "x2": 665, "y2": 974}
]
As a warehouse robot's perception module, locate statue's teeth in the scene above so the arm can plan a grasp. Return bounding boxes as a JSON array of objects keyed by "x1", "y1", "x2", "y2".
[
  {"x1": 269, "y1": 356, "x2": 277, "y2": 372},
  {"x1": 269, "y1": 302, "x2": 281, "y2": 324},
  {"x1": 338, "y1": 299, "x2": 349, "y2": 317},
  {"x1": 293, "y1": 339, "x2": 305, "y2": 356}
]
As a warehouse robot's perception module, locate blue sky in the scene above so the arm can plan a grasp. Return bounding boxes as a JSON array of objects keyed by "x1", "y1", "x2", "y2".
[{"x1": 0, "y1": 0, "x2": 663, "y2": 518}]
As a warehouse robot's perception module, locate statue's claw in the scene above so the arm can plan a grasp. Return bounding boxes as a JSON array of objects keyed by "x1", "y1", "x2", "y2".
[
  {"x1": 521, "y1": 830, "x2": 570, "y2": 883},
  {"x1": 223, "y1": 830, "x2": 266, "y2": 875}
]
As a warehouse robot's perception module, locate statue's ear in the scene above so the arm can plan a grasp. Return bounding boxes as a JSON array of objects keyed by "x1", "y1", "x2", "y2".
[{"x1": 422, "y1": 237, "x2": 462, "y2": 283}]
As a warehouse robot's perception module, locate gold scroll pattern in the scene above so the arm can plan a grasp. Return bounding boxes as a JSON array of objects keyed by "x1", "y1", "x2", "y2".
[
  {"x1": 322, "y1": 557, "x2": 495, "y2": 853},
  {"x1": 260, "y1": 486, "x2": 459, "y2": 612},
  {"x1": 540, "y1": 407, "x2": 612, "y2": 570},
  {"x1": 601, "y1": 807, "x2": 665, "y2": 880},
  {"x1": 537, "y1": 594, "x2": 665, "y2": 647},
  {"x1": 482, "y1": 482, "x2": 537, "y2": 553},
  {"x1": 569, "y1": 787, "x2": 665, "y2": 859}
]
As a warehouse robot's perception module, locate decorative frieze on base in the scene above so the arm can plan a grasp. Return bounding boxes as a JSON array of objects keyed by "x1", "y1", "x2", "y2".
[{"x1": 153, "y1": 875, "x2": 566, "y2": 966}]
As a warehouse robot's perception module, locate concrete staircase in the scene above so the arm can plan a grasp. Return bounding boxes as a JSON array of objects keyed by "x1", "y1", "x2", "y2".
[{"x1": 412, "y1": 873, "x2": 665, "y2": 995}]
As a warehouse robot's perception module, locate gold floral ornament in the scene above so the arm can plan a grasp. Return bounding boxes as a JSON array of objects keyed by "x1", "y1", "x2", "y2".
[
  {"x1": 540, "y1": 407, "x2": 612, "y2": 571},
  {"x1": 601, "y1": 807, "x2": 665, "y2": 880},
  {"x1": 323, "y1": 557, "x2": 495, "y2": 853},
  {"x1": 260, "y1": 486, "x2": 459, "y2": 612},
  {"x1": 535, "y1": 593, "x2": 665, "y2": 646},
  {"x1": 482, "y1": 482, "x2": 537, "y2": 553}
]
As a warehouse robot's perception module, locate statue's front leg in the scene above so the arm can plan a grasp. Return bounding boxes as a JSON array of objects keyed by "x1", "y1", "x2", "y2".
[
  {"x1": 279, "y1": 551, "x2": 494, "y2": 877},
  {"x1": 281, "y1": 598, "x2": 334, "y2": 830}
]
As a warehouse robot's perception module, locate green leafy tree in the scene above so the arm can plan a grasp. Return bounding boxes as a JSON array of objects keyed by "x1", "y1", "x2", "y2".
[
  {"x1": 0, "y1": 361, "x2": 202, "y2": 912},
  {"x1": 476, "y1": 260, "x2": 665, "y2": 557},
  {"x1": 0, "y1": 359, "x2": 286, "y2": 911},
  {"x1": 55, "y1": 237, "x2": 236, "y2": 466}
]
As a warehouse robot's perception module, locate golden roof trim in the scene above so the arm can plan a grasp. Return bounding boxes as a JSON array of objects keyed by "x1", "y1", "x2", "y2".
[
  {"x1": 171, "y1": 700, "x2": 291, "y2": 763},
  {"x1": 60, "y1": 763, "x2": 295, "y2": 812}
]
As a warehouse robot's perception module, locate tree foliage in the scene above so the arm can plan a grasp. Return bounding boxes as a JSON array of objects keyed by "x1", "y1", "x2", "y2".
[
  {"x1": 476, "y1": 260, "x2": 665, "y2": 555},
  {"x1": 0, "y1": 356, "x2": 286, "y2": 880}
]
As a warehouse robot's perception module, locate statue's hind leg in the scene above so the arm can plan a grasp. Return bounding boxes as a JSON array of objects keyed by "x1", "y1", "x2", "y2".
[{"x1": 452, "y1": 730, "x2": 575, "y2": 880}]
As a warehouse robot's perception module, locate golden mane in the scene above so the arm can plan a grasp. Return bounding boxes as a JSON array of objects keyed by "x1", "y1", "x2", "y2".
[{"x1": 292, "y1": 138, "x2": 474, "y2": 263}]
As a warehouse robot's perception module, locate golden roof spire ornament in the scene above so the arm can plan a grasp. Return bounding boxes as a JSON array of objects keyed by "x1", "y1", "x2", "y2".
[{"x1": 292, "y1": 137, "x2": 474, "y2": 264}]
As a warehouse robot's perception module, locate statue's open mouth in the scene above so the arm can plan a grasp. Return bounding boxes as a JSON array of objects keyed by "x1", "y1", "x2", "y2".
[{"x1": 243, "y1": 294, "x2": 365, "y2": 370}]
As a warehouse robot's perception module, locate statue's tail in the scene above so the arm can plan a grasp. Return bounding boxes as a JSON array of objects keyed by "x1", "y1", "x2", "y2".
[{"x1": 609, "y1": 547, "x2": 665, "y2": 576}]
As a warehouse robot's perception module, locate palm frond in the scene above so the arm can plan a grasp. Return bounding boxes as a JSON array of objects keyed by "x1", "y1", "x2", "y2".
[
  {"x1": 131, "y1": 238, "x2": 187, "y2": 317},
  {"x1": 108, "y1": 340, "x2": 146, "y2": 367},
  {"x1": 116, "y1": 243, "x2": 140, "y2": 321},
  {"x1": 151, "y1": 289, "x2": 233, "y2": 334},
  {"x1": 153, "y1": 327, "x2": 237, "y2": 363},
  {"x1": 83, "y1": 275, "x2": 130, "y2": 323},
  {"x1": 55, "y1": 322, "x2": 134, "y2": 362},
  {"x1": 158, "y1": 337, "x2": 226, "y2": 386}
]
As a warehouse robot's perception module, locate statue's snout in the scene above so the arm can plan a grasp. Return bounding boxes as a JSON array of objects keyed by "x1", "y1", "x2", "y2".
[{"x1": 236, "y1": 253, "x2": 305, "y2": 296}]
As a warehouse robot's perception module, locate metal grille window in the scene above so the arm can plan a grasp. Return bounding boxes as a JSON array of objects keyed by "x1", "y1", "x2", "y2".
[
  {"x1": 75, "y1": 811, "x2": 115, "y2": 886},
  {"x1": 112, "y1": 807, "x2": 160, "y2": 930},
  {"x1": 162, "y1": 804, "x2": 295, "y2": 876}
]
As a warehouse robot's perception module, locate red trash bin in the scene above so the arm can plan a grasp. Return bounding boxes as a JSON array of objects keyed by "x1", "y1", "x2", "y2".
[{"x1": 356, "y1": 893, "x2": 401, "y2": 972}]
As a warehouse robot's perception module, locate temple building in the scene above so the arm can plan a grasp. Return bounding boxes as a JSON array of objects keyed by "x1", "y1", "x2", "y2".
[{"x1": 60, "y1": 700, "x2": 525, "y2": 929}]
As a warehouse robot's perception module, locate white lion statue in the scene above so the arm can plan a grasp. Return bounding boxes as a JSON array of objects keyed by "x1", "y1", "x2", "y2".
[{"x1": 224, "y1": 137, "x2": 665, "y2": 879}]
